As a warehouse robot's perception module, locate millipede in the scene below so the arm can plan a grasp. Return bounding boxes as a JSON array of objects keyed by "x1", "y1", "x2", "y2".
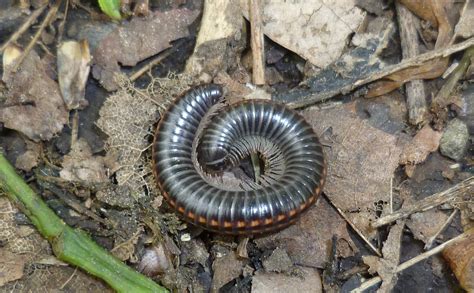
[{"x1": 152, "y1": 84, "x2": 326, "y2": 235}]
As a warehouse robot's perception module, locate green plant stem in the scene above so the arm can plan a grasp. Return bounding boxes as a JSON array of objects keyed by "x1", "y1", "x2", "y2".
[{"x1": 0, "y1": 154, "x2": 167, "y2": 293}]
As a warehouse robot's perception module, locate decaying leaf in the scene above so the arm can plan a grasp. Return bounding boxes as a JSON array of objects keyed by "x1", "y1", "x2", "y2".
[
  {"x1": 57, "y1": 40, "x2": 91, "y2": 110},
  {"x1": 366, "y1": 58, "x2": 449, "y2": 98},
  {"x1": 14, "y1": 139, "x2": 40, "y2": 172},
  {"x1": 1, "y1": 45, "x2": 68, "y2": 141},
  {"x1": 443, "y1": 227, "x2": 474, "y2": 292},
  {"x1": 241, "y1": 0, "x2": 366, "y2": 68},
  {"x1": 83, "y1": 8, "x2": 199, "y2": 91},
  {"x1": 252, "y1": 267, "x2": 322, "y2": 293},
  {"x1": 0, "y1": 248, "x2": 29, "y2": 286},
  {"x1": 363, "y1": 221, "x2": 404, "y2": 292},
  {"x1": 59, "y1": 138, "x2": 110, "y2": 184},
  {"x1": 367, "y1": 0, "x2": 454, "y2": 98},
  {"x1": 302, "y1": 103, "x2": 408, "y2": 241},
  {"x1": 399, "y1": 125, "x2": 442, "y2": 177},
  {"x1": 406, "y1": 209, "x2": 449, "y2": 244},
  {"x1": 255, "y1": 197, "x2": 358, "y2": 268}
]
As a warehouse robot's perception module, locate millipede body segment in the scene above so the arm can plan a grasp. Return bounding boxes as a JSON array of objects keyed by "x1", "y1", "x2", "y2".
[{"x1": 152, "y1": 84, "x2": 326, "y2": 235}]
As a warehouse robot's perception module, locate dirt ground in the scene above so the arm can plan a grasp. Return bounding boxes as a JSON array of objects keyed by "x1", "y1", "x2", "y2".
[{"x1": 0, "y1": 0, "x2": 473, "y2": 292}]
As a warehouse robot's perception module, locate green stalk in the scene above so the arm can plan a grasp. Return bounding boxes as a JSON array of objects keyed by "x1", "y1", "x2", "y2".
[{"x1": 0, "y1": 153, "x2": 167, "y2": 293}]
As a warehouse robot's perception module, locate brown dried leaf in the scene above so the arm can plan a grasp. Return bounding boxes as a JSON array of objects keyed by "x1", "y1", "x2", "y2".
[
  {"x1": 57, "y1": 40, "x2": 91, "y2": 110},
  {"x1": 90, "y1": 9, "x2": 199, "y2": 91},
  {"x1": 398, "y1": 0, "x2": 438, "y2": 27},
  {"x1": 211, "y1": 252, "x2": 245, "y2": 292},
  {"x1": 251, "y1": 267, "x2": 322, "y2": 293},
  {"x1": 363, "y1": 221, "x2": 404, "y2": 293},
  {"x1": 0, "y1": 248, "x2": 28, "y2": 286},
  {"x1": 241, "y1": 0, "x2": 366, "y2": 68},
  {"x1": 406, "y1": 209, "x2": 449, "y2": 244},
  {"x1": 14, "y1": 139, "x2": 40, "y2": 172},
  {"x1": 400, "y1": 125, "x2": 442, "y2": 167},
  {"x1": 1, "y1": 45, "x2": 68, "y2": 141},
  {"x1": 59, "y1": 138, "x2": 109, "y2": 183},
  {"x1": 302, "y1": 103, "x2": 408, "y2": 241},
  {"x1": 367, "y1": 57, "x2": 449, "y2": 98},
  {"x1": 255, "y1": 197, "x2": 357, "y2": 268},
  {"x1": 442, "y1": 227, "x2": 474, "y2": 292}
]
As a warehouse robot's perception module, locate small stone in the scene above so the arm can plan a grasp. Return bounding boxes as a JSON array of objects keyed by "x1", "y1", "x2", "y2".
[{"x1": 439, "y1": 118, "x2": 469, "y2": 161}]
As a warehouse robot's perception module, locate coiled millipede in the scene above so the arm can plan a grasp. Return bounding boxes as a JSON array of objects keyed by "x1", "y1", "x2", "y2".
[{"x1": 152, "y1": 84, "x2": 326, "y2": 235}]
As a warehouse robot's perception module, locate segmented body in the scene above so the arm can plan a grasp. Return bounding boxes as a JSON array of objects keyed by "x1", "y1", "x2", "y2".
[{"x1": 152, "y1": 84, "x2": 326, "y2": 234}]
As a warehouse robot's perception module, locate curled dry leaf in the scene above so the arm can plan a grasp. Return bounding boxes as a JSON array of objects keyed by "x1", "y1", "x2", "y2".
[
  {"x1": 57, "y1": 40, "x2": 91, "y2": 110},
  {"x1": 442, "y1": 227, "x2": 474, "y2": 292},
  {"x1": 241, "y1": 0, "x2": 366, "y2": 68},
  {"x1": 1, "y1": 45, "x2": 68, "y2": 141},
  {"x1": 399, "y1": 125, "x2": 442, "y2": 177},
  {"x1": 367, "y1": 0, "x2": 454, "y2": 98}
]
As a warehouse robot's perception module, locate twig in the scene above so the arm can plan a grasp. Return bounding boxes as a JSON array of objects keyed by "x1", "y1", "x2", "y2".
[
  {"x1": 373, "y1": 176, "x2": 474, "y2": 228},
  {"x1": 351, "y1": 230, "x2": 470, "y2": 293},
  {"x1": 330, "y1": 197, "x2": 382, "y2": 257},
  {"x1": 129, "y1": 48, "x2": 174, "y2": 82},
  {"x1": 424, "y1": 209, "x2": 457, "y2": 250},
  {"x1": 0, "y1": 154, "x2": 167, "y2": 292},
  {"x1": 0, "y1": 4, "x2": 47, "y2": 53},
  {"x1": 249, "y1": 0, "x2": 265, "y2": 85},
  {"x1": 12, "y1": 0, "x2": 62, "y2": 72},
  {"x1": 288, "y1": 37, "x2": 474, "y2": 109},
  {"x1": 396, "y1": 2, "x2": 427, "y2": 125}
]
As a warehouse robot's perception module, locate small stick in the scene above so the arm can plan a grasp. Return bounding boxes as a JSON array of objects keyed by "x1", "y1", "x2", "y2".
[
  {"x1": 287, "y1": 37, "x2": 474, "y2": 109},
  {"x1": 396, "y1": 2, "x2": 427, "y2": 125},
  {"x1": 12, "y1": 0, "x2": 62, "y2": 72},
  {"x1": 351, "y1": 231, "x2": 470, "y2": 293},
  {"x1": 0, "y1": 4, "x2": 47, "y2": 53},
  {"x1": 373, "y1": 176, "x2": 473, "y2": 228},
  {"x1": 249, "y1": 0, "x2": 265, "y2": 85},
  {"x1": 129, "y1": 48, "x2": 173, "y2": 82},
  {"x1": 424, "y1": 209, "x2": 457, "y2": 250}
]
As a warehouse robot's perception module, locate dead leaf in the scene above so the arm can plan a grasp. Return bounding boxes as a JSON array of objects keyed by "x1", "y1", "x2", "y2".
[
  {"x1": 363, "y1": 221, "x2": 404, "y2": 292},
  {"x1": 59, "y1": 138, "x2": 109, "y2": 183},
  {"x1": 366, "y1": 58, "x2": 449, "y2": 98},
  {"x1": 57, "y1": 40, "x2": 91, "y2": 110},
  {"x1": 14, "y1": 139, "x2": 40, "y2": 172},
  {"x1": 443, "y1": 227, "x2": 474, "y2": 292},
  {"x1": 0, "y1": 248, "x2": 29, "y2": 286},
  {"x1": 399, "y1": 125, "x2": 442, "y2": 176},
  {"x1": 398, "y1": 0, "x2": 438, "y2": 27},
  {"x1": 406, "y1": 209, "x2": 449, "y2": 244},
  {"x1": 86, "y1": 9, "x2": 199, "y2": 91},
  {"x1": 302, "y1": 103, "x2": 408, "y2": 241},
  {"x1": 241, "y1": 0, "x2": 366, "y2": 68},
  {"x1": 211, "y1": 251, "x2": 245, "y2": 293},
  {"x1": 255, "y1": 196, "x2": 357, "y2": 268},
  {"x1": 252, "y1": 267, "x2": 322, "y2": 293},
  {"x1": 1, "y1": 45, "x2": 68, "y2": 141}
]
